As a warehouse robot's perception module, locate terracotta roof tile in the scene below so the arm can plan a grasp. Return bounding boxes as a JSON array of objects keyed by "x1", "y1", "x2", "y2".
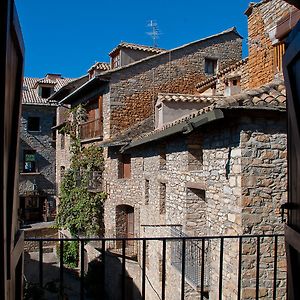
[
  {"x1": 22, "y1": 76, "x2": 74, "y2": 105},
  {"x1": 109, "y1": 42, "x2": 166, "y2": 56},
  {"x1": 128, "y1": 78, "x2": 286, "y2": 144},
  {"x1": 196, "y1": 58, "x2": 248, "y2": 91},
  {"x1": 88, "y1": 62, "x2": 111, "y2": 72},
  {"x1": 158, "y1": 93, "x2": 223, "y2": 104}
]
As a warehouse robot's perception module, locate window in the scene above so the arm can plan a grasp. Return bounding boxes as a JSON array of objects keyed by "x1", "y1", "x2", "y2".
[
  {"x1": 60, "y1": 166, "x2": 65, "y2": 179},
  {"x1": 118, "y1": 154, "x2": 131, "y2": 179},
  {"x1": 205, "y1": 58, "x2": 218, "y2": 75},
  {"x1": 28, "y1": 117, "x2": 40, "y2": 132},
  {"x1": 39, "y1": 86, "x2": 53, "y2": 98},
  {"x1": 188, "y1": 142, "x2": 203, "y2": 171},
  {"x1": 224, "y1": 78, "x2": 241, "y2": 96},
  {"x1": 159, "y1": 145, "x2": 167, "y2": 170},
  {"x1": 61, "y1": 133, "x2": 65, "y2": 149},
  {"x1": 159, "y1": 183, "x2": 166, "y2": 214},
  {"x1": 274, "y1": 42, "x2": 285, "y2": 73},
  {"x1": 145, "y1": 179, "x2": 150, "y2": 205},
  {"x1": 112, "y1": 53, "x2": 121, "y2": 69},
  {"x1": 23, "y1": 150, "x2": 37, "y2": 173},
  {"x1": 52, "y1": 117, "x2": 56, "y2": 141}
]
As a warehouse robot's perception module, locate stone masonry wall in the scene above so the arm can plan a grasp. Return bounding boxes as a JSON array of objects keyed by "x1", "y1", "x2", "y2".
[
  {"x1": 246, "y1": 0, "x2": 292, "y2": 89},
  {"x1": 104, "y1": 32, "x2": 242, "y2": 138},
  {"x1": 104, "y1": 112, "x2": 286, "y2": 299},
  {"x1": 240, "y1": 114, "x2": 287, "y2": 300},
  {"x1": 20, "y1": 105, "x2": 56, "y2": 203}
]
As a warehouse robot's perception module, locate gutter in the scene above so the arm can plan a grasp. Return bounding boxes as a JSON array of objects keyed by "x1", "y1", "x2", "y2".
[{"x1": 122, "y1": 109, "x2": 224, "y2": 152}]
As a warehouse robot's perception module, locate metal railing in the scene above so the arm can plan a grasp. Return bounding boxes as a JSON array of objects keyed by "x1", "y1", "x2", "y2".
[
  {"x1": 87, "y1": 170, "x2": 102, "y2": 191},
  {"x1": 24, "y1": 234, "x2": 286, "y2": 300},
  {"x1": 80, "y1": 118, "x2": 102, "y2": 140},
  {"x1": 170, "y1": 227, "x2": 210, "y2": 289}
]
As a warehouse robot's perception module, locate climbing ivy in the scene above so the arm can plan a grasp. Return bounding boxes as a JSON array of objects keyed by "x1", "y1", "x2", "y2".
[{"x1": 56, "y1": 105, "x2": 107, "y2": 236}]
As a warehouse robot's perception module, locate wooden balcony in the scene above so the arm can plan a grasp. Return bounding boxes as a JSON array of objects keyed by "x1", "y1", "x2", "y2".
[{"x1": 80, "y1": 118, "x2": 103, "y2": 141}]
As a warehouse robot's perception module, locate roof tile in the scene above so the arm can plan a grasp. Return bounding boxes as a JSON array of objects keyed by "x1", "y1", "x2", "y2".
[{"x1": 22, "y1": 76, "x2": 74, "y2": 105}]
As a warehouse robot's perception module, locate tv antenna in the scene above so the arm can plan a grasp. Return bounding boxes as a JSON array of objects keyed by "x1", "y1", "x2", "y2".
[{"x1": 147, "y1": 20, "x2": 160, "y2": 47}]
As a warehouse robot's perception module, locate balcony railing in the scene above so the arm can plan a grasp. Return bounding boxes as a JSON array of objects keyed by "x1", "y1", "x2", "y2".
[
  {"x1": 80, "y1": 118, "x2": 103, "y2": 140},
  {"x1": 24, "y1": 234, "x2": 286, "y2": 300}
]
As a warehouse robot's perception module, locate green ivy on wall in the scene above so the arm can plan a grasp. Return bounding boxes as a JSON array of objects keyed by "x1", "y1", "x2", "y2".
[{"x1": 56, "y1": 105, "x2": 107, "y2": 236}]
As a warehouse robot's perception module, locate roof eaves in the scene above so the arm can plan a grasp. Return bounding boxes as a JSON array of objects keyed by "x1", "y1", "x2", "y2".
[
  {"x1": 100, "y1": 27, "x2": 243, "y2": 78},
  {"x1": 59, "y1": 76, "x2": 109, "y2": 105},
  {"x1": 123, "y1": 109, "x2": 224, "y2": 151},
  {"x1": 49, "y1": 75, "x2": 89, "y2": 100},
  {"x1": 196, "y1": 58, "x2": 248, "y2": 89},
  {"x1": 244, "y1": 0, "x2": 272, "y2": 16}
]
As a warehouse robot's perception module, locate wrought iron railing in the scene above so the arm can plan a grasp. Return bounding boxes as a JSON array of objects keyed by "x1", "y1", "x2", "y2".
[
  {"x1": 87, "y1": 170, "x2": 102, "y2": 191},
  {"x1": 80, "y1": 118, "x2": 102, "y2": 140},
  {"x1": 170, "y1": 227, "x2": 210, "y2": 289},
  {"x1": 24, "y1": 234, "x2": 286, "y2": 300}
]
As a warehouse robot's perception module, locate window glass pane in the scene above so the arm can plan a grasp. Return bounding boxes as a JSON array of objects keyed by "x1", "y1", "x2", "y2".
[
  {"x1": 28, "y1": 117, "x2": 40, "y2": 131},
  {"x1": 23, "y1": 150, "x2": 36, "y2": 172}
]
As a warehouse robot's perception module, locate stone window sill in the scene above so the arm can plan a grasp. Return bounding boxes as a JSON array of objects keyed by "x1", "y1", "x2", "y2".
[{"x1": 20, "y1": 172, "x2": 41, "y2": 175}]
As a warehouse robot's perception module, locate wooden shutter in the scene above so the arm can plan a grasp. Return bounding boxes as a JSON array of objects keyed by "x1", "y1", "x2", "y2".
[{"x1": 283, "y1": 21, "x2": 300, "y2": 300}]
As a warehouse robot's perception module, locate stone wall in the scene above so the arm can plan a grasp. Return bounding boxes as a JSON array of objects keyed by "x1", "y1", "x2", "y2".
[
  {"x1": 246, "y1": 0, "x2": 292, "y2": 89},
  {"x1": 104, "y1": 31, "x2": 242, "y2": 138},
  {"x1": 103, "y1": 111, "x2": 286, "y2": 299},
  {"x1": 19, "y1": 105, "x2": 56, "y2": 205}
]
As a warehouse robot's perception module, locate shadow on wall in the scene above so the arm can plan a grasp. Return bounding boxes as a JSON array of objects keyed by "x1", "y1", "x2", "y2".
[
  {"x1": 24, "y1": 246, "x2": 142, "y2": 300},
  {"x1": 85, "y1": 249, "x2": 144, "y2": 300}
]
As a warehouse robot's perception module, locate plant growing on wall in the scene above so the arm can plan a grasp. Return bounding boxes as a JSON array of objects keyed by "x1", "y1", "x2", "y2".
[{"x1": 56, "y1": 105, "x2": 106, "y2": 236}]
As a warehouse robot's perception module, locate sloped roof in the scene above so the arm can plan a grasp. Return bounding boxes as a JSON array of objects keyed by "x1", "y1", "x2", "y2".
[
  {"x1": 22, "y1": 76, "x2": 74, "y2": 106},
  {"x1": 121, "y1": 78, "x2": 286, "y2": 150},
  {"x1": 158, "y1": 93, "x2": 223, "y2": 104},
  {"x1": 196, "y1": 58, "x2": 248, "y2": 91},
  {"x1": 87, "y1": 62, "x2": 111, "y2": 72},
  {"x1": 109, "y1": 42, "x2": 166, "y2": 56},
  {"x1": 61, "y1": 27, "x2": 243, "y2": 105}
]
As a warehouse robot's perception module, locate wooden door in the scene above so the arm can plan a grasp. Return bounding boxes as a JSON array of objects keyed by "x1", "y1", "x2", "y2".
[
  {"x1": 126, "y1": 209, "x2": 134, "y2": 248},
  {"x1": 283, "y1": 20, "x2": 300, "y2": 300}
]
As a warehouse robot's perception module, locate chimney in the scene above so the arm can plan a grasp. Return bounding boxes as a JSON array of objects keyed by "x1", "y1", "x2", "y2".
[{"x1": 45, "y1": 73, "x2": 62, "y2": 80}]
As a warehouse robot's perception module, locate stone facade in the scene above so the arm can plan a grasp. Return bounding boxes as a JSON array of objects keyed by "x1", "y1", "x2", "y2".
[
  {"x1": 19, "y1": 105, "x2": 57, "y2": 222},
  {"x1": 246, "y1": 0, "x2": 292, "y2": 88},
  {"x1": 102, "y1": 29, "x2": 242, "y2": 139},
  {"x1": 103, "y1": 108, "x2": 287, "y2": 299}
]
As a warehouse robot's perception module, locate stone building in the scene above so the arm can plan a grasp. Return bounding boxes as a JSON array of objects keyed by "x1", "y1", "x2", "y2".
[
  {"x1": 54, "y1": 27, "x2": 242, "y2": 202},
  {"x1": 19, "y1": 74, "x2": 73, "y2": 223},
  {"x1": 52, "y1": 0, "x2": 299, "y2": 298},
  {"x1": 96, "y1": 0, "x2": 297, "y2": 299}
]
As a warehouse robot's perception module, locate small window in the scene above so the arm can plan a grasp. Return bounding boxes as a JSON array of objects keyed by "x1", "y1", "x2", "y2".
[
  {"x1": 61, "y1": 133, "x2": 65, "y2": 150},
  {"x1": 28, "y1": 117, "x2": 40, "y2": 132},
  {"x1": 118, "y1": 154, "x2": 131, "y2": 179},
  {"x1": 145, "y1": 179, "x2": 150, "y2": 205},
  {"x1": 23, "y1": 150, "x2": 37, "y2": 173},
  {"x1": 39, "y1": 86, "x2": 53, "y2": 98},
  {"x1": 159, "y1": 145, "x2": 167, "y2": 170},
  {"x1": 60, "y1": 166, "x2": 65, "y2": 179},
  {"x1": 112, "y1": 53, "x2": 121, "y2": 69},
  {"x1": 159, "y1": 183, "x2": 166, "y2": 214},
  {"x1": 52, "y1": 117, "x2": 56, "y2": 141},
  {"x1": 274, "y1": 42, "x2": 285, "y2": 73},
  {"x1": 205, "y1": 58, "x2": 218, "y2": 75},
  {"x1": 188, "y1": 143, "x2": 203, "y2": 171}
]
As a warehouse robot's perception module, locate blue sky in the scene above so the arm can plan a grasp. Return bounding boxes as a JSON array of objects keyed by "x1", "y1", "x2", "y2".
[{"x1": 16, "y1": 0, "x2": 252, "y2": 79}]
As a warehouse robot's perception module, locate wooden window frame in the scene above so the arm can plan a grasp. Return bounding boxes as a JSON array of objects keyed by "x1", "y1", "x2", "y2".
[{"x1": 118, "y1": 154, "x2": 131, "y2": 179}]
